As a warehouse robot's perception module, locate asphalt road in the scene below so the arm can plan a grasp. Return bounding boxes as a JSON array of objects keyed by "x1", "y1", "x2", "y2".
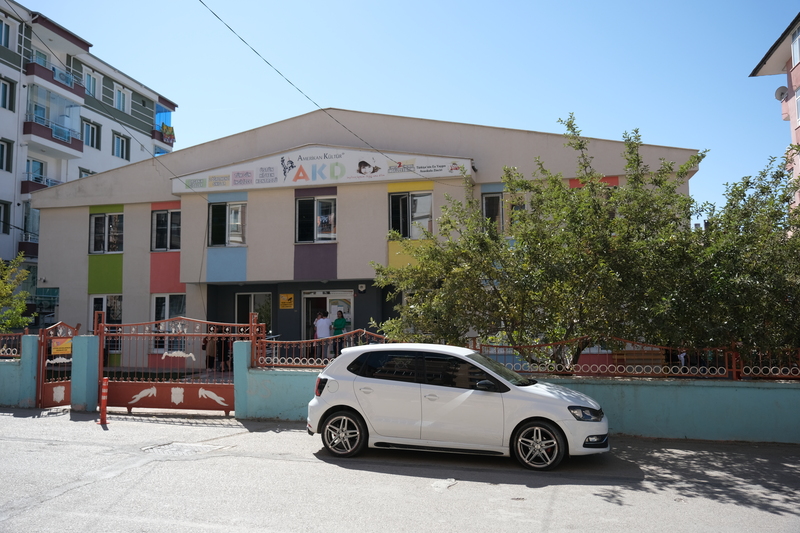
[{"x1": 1, "y1": 407, "x2": 799, "y2": 532}]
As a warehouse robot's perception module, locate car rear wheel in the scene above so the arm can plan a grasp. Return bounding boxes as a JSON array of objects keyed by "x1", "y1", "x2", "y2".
[
  {"x1": 514, "y1": 420, "x2": 565, "y2": 470},
  {"x1": 321, "y1": 411, "x2": 367, "y2": 457}
]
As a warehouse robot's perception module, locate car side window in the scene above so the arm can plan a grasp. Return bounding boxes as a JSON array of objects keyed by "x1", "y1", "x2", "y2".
[
  {"x1": 424, "y1": 354, "x2": 494, "y2": 390},
  {"x1": 351, "y1": 351, "x2": 418, "y2": 383}
]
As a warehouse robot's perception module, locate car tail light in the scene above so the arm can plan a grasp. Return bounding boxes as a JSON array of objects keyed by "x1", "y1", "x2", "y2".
[{"x1": 315, "y1": 377, "x2": 328, "y2": 396}]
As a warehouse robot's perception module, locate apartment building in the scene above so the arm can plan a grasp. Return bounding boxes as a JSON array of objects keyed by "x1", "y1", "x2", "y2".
[
  {"x1": 750, "y1": 12, "x2": 800, "y2": 186},
  {"x1": 0, "y1": 0, "x2": 177, "y2": 322},
  {"x1": 31, "y1": 108, "x2": 700, "y2": 340}
]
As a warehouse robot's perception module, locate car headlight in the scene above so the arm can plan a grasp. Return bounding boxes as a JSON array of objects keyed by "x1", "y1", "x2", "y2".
[{"x1": 568, "y1": 406, "x2": 604, "y2": 422}]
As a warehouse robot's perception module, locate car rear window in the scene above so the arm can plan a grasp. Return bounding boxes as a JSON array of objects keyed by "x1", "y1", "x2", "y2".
[{"x1": 347, "y1": 351, "x2": 418, "y2": 383}]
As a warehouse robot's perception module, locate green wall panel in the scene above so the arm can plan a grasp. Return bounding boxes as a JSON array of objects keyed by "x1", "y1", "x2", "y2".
[{"x1": 88, "y1": 254, "x2": 123, "y2": 293}]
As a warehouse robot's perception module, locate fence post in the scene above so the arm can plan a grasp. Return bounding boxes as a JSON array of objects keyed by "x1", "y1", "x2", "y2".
[
  {"x1": 71, "y1": 335, "x2": 100, "y2": 412},
  {"x1": 233, "y1": 340, "x2": 251, "y2": 419},
  {"x1": 18, "y1": 335, "x2": 39, "y2": 408},
  {"x1": 97, "y1": 377, "x2": 108, "y2": 425}
]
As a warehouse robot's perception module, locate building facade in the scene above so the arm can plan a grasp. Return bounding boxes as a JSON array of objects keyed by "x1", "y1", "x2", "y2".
[
  {"x1": 0, "y1": 0, "x2": 177, "y2": 322},
  {"x1": 750, "y1": 12, "x2": 800, "y2": 186},
  {"x1": 31, "y1": 108, "x2": 699, "y2": 340}
]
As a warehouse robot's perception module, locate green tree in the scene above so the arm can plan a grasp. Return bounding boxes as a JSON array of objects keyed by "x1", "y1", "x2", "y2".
[
  {"x1": 0, "y1": 253, "x2": 34, "y2": 332},
  {"x1": 373, "y1": 116, "x2": 705, "y2": 361}
]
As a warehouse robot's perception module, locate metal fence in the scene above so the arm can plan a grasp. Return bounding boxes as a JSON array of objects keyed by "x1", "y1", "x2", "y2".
[
  {"x1": 472, "y1": 337, "x2": 800, "y2": 381},
  {"x1": 254, "y1": 330, "x2": 389, "y2": 369},
  {"x1": 0, "y1": 333, "x2": 24, "y2": 360},
  {"x1": 95, "y1": 313, "x2": 265, "y2": 384}
]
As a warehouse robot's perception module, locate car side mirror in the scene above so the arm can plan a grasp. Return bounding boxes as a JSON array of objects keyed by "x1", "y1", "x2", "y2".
[{"x1": 476, "y1": 379, "x2": 498, "y2": 392}]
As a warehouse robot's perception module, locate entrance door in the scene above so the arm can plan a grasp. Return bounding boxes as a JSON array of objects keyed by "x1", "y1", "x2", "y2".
[{"x1": 302, "y1": 290, "x2": 354, "y2": 340}]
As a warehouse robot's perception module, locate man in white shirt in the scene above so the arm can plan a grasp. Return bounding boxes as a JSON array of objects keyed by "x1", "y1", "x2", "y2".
[{"x1": 315, "y1": 311, "x2": 332, "y2": 358}]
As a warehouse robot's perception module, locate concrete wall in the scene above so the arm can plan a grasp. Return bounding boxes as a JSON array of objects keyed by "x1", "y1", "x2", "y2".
[{"x1": 4, "y1": 338, "x2": 799, "y2": 445}]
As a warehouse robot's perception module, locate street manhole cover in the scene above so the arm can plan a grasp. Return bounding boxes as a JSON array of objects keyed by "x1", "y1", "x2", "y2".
[{"x1": 142, "y1": 442, "x2": 224, "y2": 456}]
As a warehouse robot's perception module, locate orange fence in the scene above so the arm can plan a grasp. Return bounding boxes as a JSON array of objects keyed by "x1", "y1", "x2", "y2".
[{"x1": 254, "y1": 329, "x2": 389, "y2": 369}]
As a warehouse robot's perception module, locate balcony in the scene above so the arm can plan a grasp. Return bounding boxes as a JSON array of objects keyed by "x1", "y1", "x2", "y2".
[
  {"x1": 18, "y1": 235, "x2": 38, "y2": 258},
  {"x1": 24, "y1": 60, "x2": 85, "y2": 100},
  {"x1": 23, "y1": 114, "x2": 83, "y2": 159},
  {"x1": 152, "y1": 125, "x2": 175, "y2": 148},
  {"x1": 21, "y1": 172, "x2": 62, "y2": 194}
]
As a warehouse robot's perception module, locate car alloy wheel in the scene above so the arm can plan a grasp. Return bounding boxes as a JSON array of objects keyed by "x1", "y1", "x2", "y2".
[
  {"x1": 321, "y1": 411, "x2": 367, "y2": 457},
  {"x1": 514, "y1": 420, "x2": 565, "y2": 470}
]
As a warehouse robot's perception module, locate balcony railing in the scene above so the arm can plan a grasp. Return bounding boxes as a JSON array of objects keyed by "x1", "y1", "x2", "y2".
[
  {"x1": 24, "y1": 114, "x2": 81, "y2": 144},
  {"x1": 22, "y1": 53, "x2": 84, "y2": 90},
  {"x1": 23, "y1": 172, "x2": 62, "y2": 188}
]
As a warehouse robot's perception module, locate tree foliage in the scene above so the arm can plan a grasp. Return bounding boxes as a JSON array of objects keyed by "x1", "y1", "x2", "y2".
[
  {"x1": 372, "y1": 115, "x2": 800, "y2": 359},
  {"x1": 0, "y1": 253, "x2": 33, "y2": 332}
]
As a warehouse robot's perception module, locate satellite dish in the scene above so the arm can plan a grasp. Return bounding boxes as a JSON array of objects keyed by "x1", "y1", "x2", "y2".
[{"x1": 775, "y1": 86, "x2": 789, "y2": 101}]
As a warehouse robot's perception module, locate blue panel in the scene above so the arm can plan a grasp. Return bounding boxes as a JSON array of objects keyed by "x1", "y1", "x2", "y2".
[
  {"x1": 481, "y1": 183, "x2": 506, "y2": 193},
  {"x1": 207, "y1": 247, "x2": 247, "y2": 282},
  {"x1": 208, "y1": 191, "x2": 248, "y2": 203}
]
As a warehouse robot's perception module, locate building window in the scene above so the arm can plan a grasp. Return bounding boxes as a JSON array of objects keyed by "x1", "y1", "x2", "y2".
[
  {"x1": 793, "y1": 26, "x2": 800, "y2": 67},
  {"x1": 33, "y1": 48, "x2": 47, "y2": 67},
  {"x1": 151, "y1": 210, "x2": 181, "y2": 251},
  {"x1": 796, "y1": 91, "x2": 800, "y2": 127},
  {"x1": 23, "y1": 201, "x2": 38, "y2": 242},
  {"x1": 389, "y1": 192, "x2": 432, "y2": 239},
  {"x1": 154, "y1": 146, "x2": 169, "y2": 156},
  {"x1": 79, "y1": 168, "x2": 95, "y2": 178},
  {"x1": 0, "y1": 201, "x2": 10, "y2": 234},
  {"x1": 91, "y1": 295, "x2": 122, "y2": 342},
  {"x1": 26, "y1": 158, "x2": 46, "y2": 184},
  {"x1": 235, "y1": 292, "x2": 272, "y2": 328},
  {"x1": 152, "y1": 294, "x2": 186, "y2": 351},
  {"x1": 83, "y1": 121, "x2": 99, "y2": 149},
  {"x1": 114, "y1": 84, "x2": 129, "y2": 113},
  {"x1": 0, "y1": 139, "x2": 11, "y2": 172},
  {"x1": 89, "y1": 213, "x2": 123, "y2": 254},
  {"x1": 0, "y1": 21, "x2": 10, "y2": 49},
  {"x1": 296, "y1": 197, "x2": 336, "y2": 243},
  {"x1": 84, "y1": 72, "x2": 97, "y2": 97},
  {"x1": 209, "y1": 203, "x2": 245, "y2": 246},
  {"x1": 112, "y1": 133, "x2": 129, "y2": 160},
  {"x1": 482, "y1": 193, "x2": 504, "y2": 233},
  {"x1": 0, "y1": 79, "x2": 12, "y2": 111}
]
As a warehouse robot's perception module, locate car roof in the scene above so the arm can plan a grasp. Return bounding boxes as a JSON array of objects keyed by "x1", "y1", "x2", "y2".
[{"x1": 341, "y1": 343, "x2": 476, "y2": 357}]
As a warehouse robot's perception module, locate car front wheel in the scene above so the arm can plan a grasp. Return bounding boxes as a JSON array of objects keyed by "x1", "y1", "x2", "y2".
[
  {"x1": 321, "y1": 411, "x2": 368, "y2": 458},
  {"x1": 514, "y1": 420, "x2": 565, "y2": 470}
]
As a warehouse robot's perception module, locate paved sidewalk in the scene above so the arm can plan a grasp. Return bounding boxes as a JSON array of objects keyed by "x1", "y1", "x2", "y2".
[{"x1": 2, "y1": 407, "x2": 799, "y2": 532}]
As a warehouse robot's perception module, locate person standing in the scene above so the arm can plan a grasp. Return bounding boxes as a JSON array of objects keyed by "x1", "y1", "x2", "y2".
[
  {"x1": 332, "y1": 310, "x2": 347, "y2": 355},
  {"x1": 315, "y1": 311, "x2": 332, "y2": 359}
]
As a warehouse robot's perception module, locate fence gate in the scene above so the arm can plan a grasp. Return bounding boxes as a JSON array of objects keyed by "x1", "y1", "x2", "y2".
[
  {"x1": 37, "y1": 322, "x2": 81, "y2": 408},
  {"x1": 95, "y1": 312, "x2": 264, "y2": 415}
]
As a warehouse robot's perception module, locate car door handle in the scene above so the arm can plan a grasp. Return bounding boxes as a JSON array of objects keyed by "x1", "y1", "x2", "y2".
[
  {"x1": 424, "y1": 394, "x2": 438, "y2": 401},
  {"x1": 359, "y1": 387, "x2": 373, "y2": 394}
]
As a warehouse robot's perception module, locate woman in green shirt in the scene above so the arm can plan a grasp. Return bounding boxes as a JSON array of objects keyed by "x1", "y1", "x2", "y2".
[{"x1": 333, "y1": 310, "x2": 347, "y2": 355}]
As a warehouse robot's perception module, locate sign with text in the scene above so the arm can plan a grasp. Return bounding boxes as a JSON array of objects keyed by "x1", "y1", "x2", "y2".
[{"x1": 173, "y1": 145, "x2": 471, "y2": 194}]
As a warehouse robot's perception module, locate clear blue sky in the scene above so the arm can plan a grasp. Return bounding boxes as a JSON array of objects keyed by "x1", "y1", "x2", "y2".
[{"x1": 20, "y1": 0, "x2": 799, "y2": 211}]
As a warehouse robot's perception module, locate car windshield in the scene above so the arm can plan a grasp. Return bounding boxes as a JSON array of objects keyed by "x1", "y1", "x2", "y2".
[{"x1": 465, "y1": 351, "x2": 537, "y2": 387}]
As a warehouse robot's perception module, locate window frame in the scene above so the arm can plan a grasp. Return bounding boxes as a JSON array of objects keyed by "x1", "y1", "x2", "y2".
[
  {"x1": 0, "y1": 139, "x2": 11, "y2": 172},
  {"x1": 0, "y1": 20, "x2": 10, "y2": 49},
  {"x1": 112, "y1": 132, "x2": 129, "y2": 160},
  {"x1": 151, "y1": 293, "x2": 187, "y2": 352},
  {"x1": 89, "y1": 213, "x2": 124, "y2": 254},
  {"x1": 113, "y1": 84, "x2": 130, "y2": 113},
  {"x1": 295, "y1": 196, "x2": 337, "y2": 243},
  {"x1": 0, "y1": 78, "x2": 12, "y2": 111},
  {"x1": 389, "y1": 191, "x2": 432, "y2": 239},
  {"x1": 0, "y1": 201, "x2": 10, "y2": 235},
  {"x1": 482, "y1": 192, "x2": 504, "y2": 233},
  {"x1": 792, "y1": 26, "x2": 800, "y2": 68},
  {"x1": 84, "y1": 70, "x2": 98, "y2": 98},
  {"x1": 208, "y1": 202, "x2": 246, "y2": 246},
  {"x1": 83, "y1": 120, "x2": 99, "y2": 149},
  {"x1": 151, "y1": 209, "x2": 181, "y2": 251}
]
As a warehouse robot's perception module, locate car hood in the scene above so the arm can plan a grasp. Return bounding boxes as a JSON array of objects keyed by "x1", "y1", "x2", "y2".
[{"x1": 517, "y1": 380, "x2": 602, "y2": 409}]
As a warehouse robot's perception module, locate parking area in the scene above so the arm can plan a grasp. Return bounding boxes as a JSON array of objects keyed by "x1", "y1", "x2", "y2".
[{"x1": 2, "y1": 407, "x2": 799, "y2": 532}]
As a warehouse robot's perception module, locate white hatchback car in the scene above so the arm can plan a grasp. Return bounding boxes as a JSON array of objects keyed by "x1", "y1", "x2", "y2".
[{"x1": 307, "y1": 343, "x2": 610, "y2": 470}]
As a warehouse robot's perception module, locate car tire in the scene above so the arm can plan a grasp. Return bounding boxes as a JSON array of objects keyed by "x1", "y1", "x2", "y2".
[
  {"x1": 513, "y1": 420, "x2": 566, "y2": 470},
  {"x1": 321, "y1": 411, "x2": 368, "y2": 458}
]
